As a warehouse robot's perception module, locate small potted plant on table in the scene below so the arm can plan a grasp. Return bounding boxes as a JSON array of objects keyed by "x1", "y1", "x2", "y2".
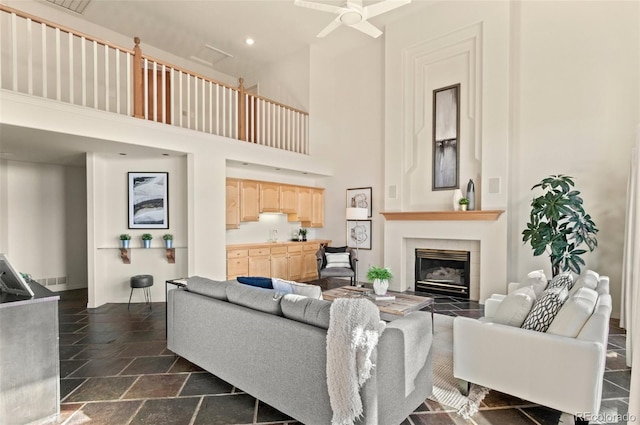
[
  {"x1": 163, "y1": 234, "x2": 173, "y2": 249},
  {"x1": 141, "y1": 233, "x2": 153, "y2": 248},
  {"x1": 458, "y1": 197, "x2": 470, "y2": 211},
  {"x1": 367, "y1": 266, "x2": 393, "y2": 295},
  {"x1": 120, "y1": 234, "x2": 131, "y2": 249},
  {"x1": 299, "y1": 228, "x2": 308, "y2": 242}
]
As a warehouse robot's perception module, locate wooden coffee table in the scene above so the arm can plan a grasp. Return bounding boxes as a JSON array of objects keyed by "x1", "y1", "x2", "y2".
[{"x1": 322, "y1": 286, "x2": 434, "y2": 331}]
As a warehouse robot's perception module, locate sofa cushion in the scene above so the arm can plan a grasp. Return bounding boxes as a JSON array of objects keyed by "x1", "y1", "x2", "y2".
[
  {"x1": 237, "y1": 276, "x2": 274, "y2": 289},
  {"x1": 521, "y1": 286, "x2": 569, "y2": 332},
  {"x1": 272, "y1": 278, "x2": 323, "y2": 300},
  {"x1": 547, "y1": 287, "x2": 598, "y2": 337},
  {"x1": 186, "y1": 276, "x2": 233, "y2": 300},
  {"x1": 492, "y1": 286, "x2": 537, "y2": 327},
  {"x1": 546, "y1": 272, "x2": 574, "y2": 291},
  {"x1": 226, "y1": 283, "x2": 284, "y2": 316},
  {"x1": 569, "y1": 269, "x2": 599, "y2": 297},
  {"x1": 515, "y1": 269, "x2": 548, "y2": 298},
  {"x1": 325, "y1": 252, "x2": 351, "y2": 269},
  {"x1": 281, "y1": 294, "x2": 331, "y2": 329}
]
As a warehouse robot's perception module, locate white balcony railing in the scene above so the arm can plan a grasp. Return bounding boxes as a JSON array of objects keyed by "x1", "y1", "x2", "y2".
[{"x1": 0, "y1": 5, "x2": 309, "y2": 154}]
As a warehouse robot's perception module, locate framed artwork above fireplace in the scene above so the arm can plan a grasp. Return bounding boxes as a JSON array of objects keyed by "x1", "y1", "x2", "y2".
[{"x1": 432, "y1": 83, "x2": 460, "y2": 191}]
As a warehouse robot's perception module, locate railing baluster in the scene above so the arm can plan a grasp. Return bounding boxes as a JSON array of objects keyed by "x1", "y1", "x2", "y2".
[
  {"x1": 92, "y1": 40, "x2": 97, "y2": 108},
  {"x1": 178, "y1": 70, "x2": 183, "y2": 128},
  {"x1": 186, "y1": 74, "x2": 191, "y2": 129},
  {"x1": 68, "y1": 32, "x2": 74, "y2": 104},
  {"x1": 126, "y1": 53, "x2": 131, "y2": 116},
  {"x1": 161, "y1": 64, "x2": 166, "y2": 123},
  {"x1": 221, "y1": 87, "x2": 226, "y2": 137},
  {"x1": 26, "y1": 18, "x2": 33, "y2": 95},
  {"x1": 201, "y1": 77, "x2": 205, "y2": 132},
  {"x1": 11, "y1": 13, "x2": 17, "y2": 91},
  {"x1": 170, "y1": 68, "x2": 175, "y2": 125},
  {"x1": 152, "y1": 61, "x2": 157, "y2": 122},
  {"x1": 104, "y1": 42, "x2": 109, "y2": 111},
  {"x1": 115, "y1": 48, "x2": 120, "y2": 113},
  {"x1": 208, "y1": 81, "x2": 213, "y2": 134},
  {"x1": 215, "y1": 84, "x2": 220, "y2": 135},
  {"x1": 194, "y1": 76, "x2": 198, "y2": 130},
  {"x1": 56, "y1": 28, "x2": 61, "y2": 101},
  {"x1": 81, "y1": 36, "x2": 86, "y2": 106},
  {"x1": 41, "y1": 23, "x2": 47, "y2": 98}
]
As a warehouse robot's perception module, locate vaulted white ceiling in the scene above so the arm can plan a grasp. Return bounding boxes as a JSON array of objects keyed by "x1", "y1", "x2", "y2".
[{"x1": 42, "y1": 0, "x2": 430, "y2": 78}]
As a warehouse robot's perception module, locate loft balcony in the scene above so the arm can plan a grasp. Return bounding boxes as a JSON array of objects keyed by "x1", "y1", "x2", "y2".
[{"x1": 0, "y1": 5, "x2": 309, "y2": 154}]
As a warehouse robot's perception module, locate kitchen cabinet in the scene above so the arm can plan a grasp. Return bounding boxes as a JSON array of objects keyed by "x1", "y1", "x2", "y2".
[
  {"x1": 226, "y1": 178, "x2": 240, "y2": 229},
  {"x1": 240, "y1": 180, "x2": 260, "y2": 222},
  {"x1": 280, "y1": 185, "x2": 298, "y2": 214},
  {"x1": 260, "y1": 182, "x2": 280, "y2": 213}
]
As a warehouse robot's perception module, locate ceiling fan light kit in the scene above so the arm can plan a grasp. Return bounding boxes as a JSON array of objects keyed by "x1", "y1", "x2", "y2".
[{"x1": 294, "y1": 0, "x2": 411, "y2": 38}]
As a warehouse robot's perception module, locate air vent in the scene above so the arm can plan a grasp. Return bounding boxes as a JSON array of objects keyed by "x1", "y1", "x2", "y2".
[{"x1": 44, "y1": 0, "x2": 91, "y2": 15}]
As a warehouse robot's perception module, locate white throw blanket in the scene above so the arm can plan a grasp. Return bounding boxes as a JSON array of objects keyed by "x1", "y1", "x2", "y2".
[{"x1": 326, "y1": 298, "x2": 386, "y2": 425}]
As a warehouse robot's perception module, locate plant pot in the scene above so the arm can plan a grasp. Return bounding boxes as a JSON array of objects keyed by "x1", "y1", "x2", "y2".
[
  {"x1": 373, "y1": 278, "x2": 389, "y2": 295},
  {"x1": 165, "y1": 240, "x2": 173, "y2": 249},
  {"x1": 302, "y1": 235, "x2": 307, "y2": 242},
  {"x1": 143, "y1": 240, "x2": 151, "y2": 248},
  {"x1": 460, "y1": 204, "x2": 468, "y2": 211},
  {"x1": 121, "y1": 240, "x2": 130, "y2": 249}
]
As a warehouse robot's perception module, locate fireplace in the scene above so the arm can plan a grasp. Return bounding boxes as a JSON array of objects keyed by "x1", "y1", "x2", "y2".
[{"x1": 415, "y1": 248, "x2": 470, "y2": 298}]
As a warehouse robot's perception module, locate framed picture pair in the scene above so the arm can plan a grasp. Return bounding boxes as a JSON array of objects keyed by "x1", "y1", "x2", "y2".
[{"x1": 346, "y1": 187, "x2": 372, "y2": 250}]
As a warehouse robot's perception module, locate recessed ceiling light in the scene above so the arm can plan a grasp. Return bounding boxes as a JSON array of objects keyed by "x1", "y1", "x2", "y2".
[
  {"x1": 245, "y1": 38, "x2": 255, "y2": 46},
  {"x1": 119, "y1": 153, "x2": 127, "y2": 156},
  {"x1": 275, "y1": 168, "x2": 281, "y2": 171},
  {"x1": 242, "y1": 162, "x2": 248, "y2": 166},
  {"x1": 162, "y1": 153, "x2": 169, "y2": 156}
]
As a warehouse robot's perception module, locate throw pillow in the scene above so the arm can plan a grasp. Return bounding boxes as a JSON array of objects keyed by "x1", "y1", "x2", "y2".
[
  {"x1": 186, "y1": 276, "x2": 233, "y2": 301},
  {"x1": 272, "y1": 278, "x2": 323, "y2": 300},
  {"x1": 569, "y1": 269, "x2": 600, "y2": 297},
  {"x1": 546, "y1": 272, "x2": 574, "y2": 291},
  {"x1": 547, "y1": 287, "x2": 598, "y2": 337},
  {"x1": 281, "y1": 294, "x2": 331, "y2": 329},
  {"x1": 226, "y1": 283, "x2": 284, "y2": 316},
  {"x1": 521, "y1": 286, "x2": 569, "y2": 332},
  {"x1": 237, "y1": 276, "x2": 273, "y2": 289},
  {"x1": 492, "y1": 286, "x2": 537, "y2": 327},
  {"x1": 322, "y1": 246, "x2": 348, "y2": 268},
  {"x1": 516, "y1": 269, "x2": 548, "y2": 298},
  {"x1": 325, "y1": 252, "x2": 351, "y2": 269}
]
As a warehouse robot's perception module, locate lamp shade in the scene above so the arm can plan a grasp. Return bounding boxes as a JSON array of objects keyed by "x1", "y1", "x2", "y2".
[{"x1": 346, "y1": 207, "x2": 368, "y2": 220}]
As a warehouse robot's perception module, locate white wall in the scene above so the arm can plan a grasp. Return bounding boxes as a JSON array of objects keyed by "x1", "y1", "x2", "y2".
[
  {"x1": 2, "y1": 160, "x2": 87, "y2": 289},
  {"x1": 309, "y1": 33, "x2": 385, "y2": 277},
  {"x1": 511, "y1": 1, "x2": 640, "y2": 317}
]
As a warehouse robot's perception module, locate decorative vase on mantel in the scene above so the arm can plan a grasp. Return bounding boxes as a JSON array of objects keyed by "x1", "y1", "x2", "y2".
[{"x1": 373, "y1": 278, "x2": 389, "y2": 295}]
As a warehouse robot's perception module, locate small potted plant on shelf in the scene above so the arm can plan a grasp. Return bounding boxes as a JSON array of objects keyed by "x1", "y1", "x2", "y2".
[
  {"x1": 299, "y1": 228, "x2": 308, "y2": 242},
  {"x1": 119, "y1": 234, "x2": 131, "y2": 249},
  {"x1": 163, "y1": 234, "x2": 173, "y2": 249},
  {"x1": 367, "y1": 266, "x2": 393, "y2": 295},
  {"x1": 141, "y1": 233, "x2": 153, "y2": 248},
  {"x1": 458, "y1": 197, "x2": 470, "y2": 211}
]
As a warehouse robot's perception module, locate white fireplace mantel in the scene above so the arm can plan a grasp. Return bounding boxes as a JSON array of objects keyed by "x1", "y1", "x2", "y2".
[{"x1": 382, "y1": 211, "x2": 507, "y2": 303}]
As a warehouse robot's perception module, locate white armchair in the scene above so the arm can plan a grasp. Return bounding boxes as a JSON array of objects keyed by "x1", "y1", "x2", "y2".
[{"x1": 453, "y1": 274, "x2": 611, "y2": 425}]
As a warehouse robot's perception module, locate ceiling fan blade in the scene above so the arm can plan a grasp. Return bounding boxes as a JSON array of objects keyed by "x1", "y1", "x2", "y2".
[
  {"x1": 346, "y1": 0, "x2": 363, "y2": 8},
  {"x1": 364, "y1": 0, "x2": 411, "y2": 19},
  {"x1": 294, "y1": 0, "x2": 343, "y2": 15},
  {"x1": 351, "y1": 20, "x2": 383, "y2": 38},
  {"x1": 317, "y1": 19, "x2": 342, "y2": 37}
]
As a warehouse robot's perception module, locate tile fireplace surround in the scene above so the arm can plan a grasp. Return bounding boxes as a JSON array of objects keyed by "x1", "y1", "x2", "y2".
[{"x1": 382, "y1": 211, "x2": 507, "y2": 303}]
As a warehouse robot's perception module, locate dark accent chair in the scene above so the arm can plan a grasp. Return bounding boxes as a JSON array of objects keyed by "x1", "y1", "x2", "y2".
[{"x1": 316, "y1": 246, "x2": 358, "y2": 286}]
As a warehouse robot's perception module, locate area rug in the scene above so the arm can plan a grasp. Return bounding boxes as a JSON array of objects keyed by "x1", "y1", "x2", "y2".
[{"x1": 428, "y1": 313, "x2": 490, "y2": 419}]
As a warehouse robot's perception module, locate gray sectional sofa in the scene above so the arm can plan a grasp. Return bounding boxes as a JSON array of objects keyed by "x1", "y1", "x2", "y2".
[{"x1": 167, "y1": 277, "x2": 433, "y2": 425}]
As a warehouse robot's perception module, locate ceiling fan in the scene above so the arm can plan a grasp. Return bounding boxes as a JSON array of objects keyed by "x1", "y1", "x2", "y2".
[{"x1": 294, "y1": 0, "x2": 411, "y2": 39}]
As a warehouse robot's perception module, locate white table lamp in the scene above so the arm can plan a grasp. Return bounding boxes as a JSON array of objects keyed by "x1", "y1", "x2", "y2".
[{"x1": 346, "y1": 207, "x2": 368, "y2": 286}]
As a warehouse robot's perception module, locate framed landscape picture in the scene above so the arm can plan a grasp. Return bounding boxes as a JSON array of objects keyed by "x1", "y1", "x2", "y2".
[
  {"x1": 346, "y1": 187, "x2": 372, "y2": 217},
  {"x1": 432, "y1": 84, "x2": 460, "y2": 190},
  {"x1": 347, "y1": 220, "x2": 372, "y2": 250},
  {"x1": 128, "y1": 172, "x2": 169, "y2": 229}
]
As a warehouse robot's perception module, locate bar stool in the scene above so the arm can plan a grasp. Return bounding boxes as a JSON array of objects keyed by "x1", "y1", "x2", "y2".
[{"x1": 129, "y1": 274, "x2": 153, "y2": 311}]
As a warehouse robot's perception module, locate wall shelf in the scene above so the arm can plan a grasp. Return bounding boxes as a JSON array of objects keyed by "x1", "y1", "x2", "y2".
[
  {"x1": 116, "y1": 247, "x2": 179, "y2": 264},
  {"x1": 380, "y1": 210, "x2": 504, "y2": 221}
]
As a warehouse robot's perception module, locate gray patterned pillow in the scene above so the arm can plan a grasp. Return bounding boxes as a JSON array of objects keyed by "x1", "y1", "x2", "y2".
[
  {"x1": 521, "y1": 286, "x2": 569, "y2": 332},
  {"x1": 546, "y1": 272, "x2": 574, "y2": 291}
]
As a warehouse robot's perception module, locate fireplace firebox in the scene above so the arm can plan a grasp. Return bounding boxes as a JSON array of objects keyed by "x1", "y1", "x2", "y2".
[{"x1": 415, "y1": 248, "x2": 470, "y2": 298}]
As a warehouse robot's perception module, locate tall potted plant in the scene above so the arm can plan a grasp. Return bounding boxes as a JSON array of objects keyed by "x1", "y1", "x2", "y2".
[{"x1": 522, "y1": 175, "x2": 598, "y2": 276}]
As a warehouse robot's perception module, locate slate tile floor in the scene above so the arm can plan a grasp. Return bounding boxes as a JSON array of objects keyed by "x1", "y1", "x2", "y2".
[{"x1": 51, "y1": 280, "x2": 630, "y2": 425}]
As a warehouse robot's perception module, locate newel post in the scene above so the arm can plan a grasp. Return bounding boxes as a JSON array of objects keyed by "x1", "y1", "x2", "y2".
[
  {"x1": 133, "y1": 37, "x2": 144, "y2": 119},
  {"x1": 238, "y1": 77, "x2": 246, "y2": 141}
]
